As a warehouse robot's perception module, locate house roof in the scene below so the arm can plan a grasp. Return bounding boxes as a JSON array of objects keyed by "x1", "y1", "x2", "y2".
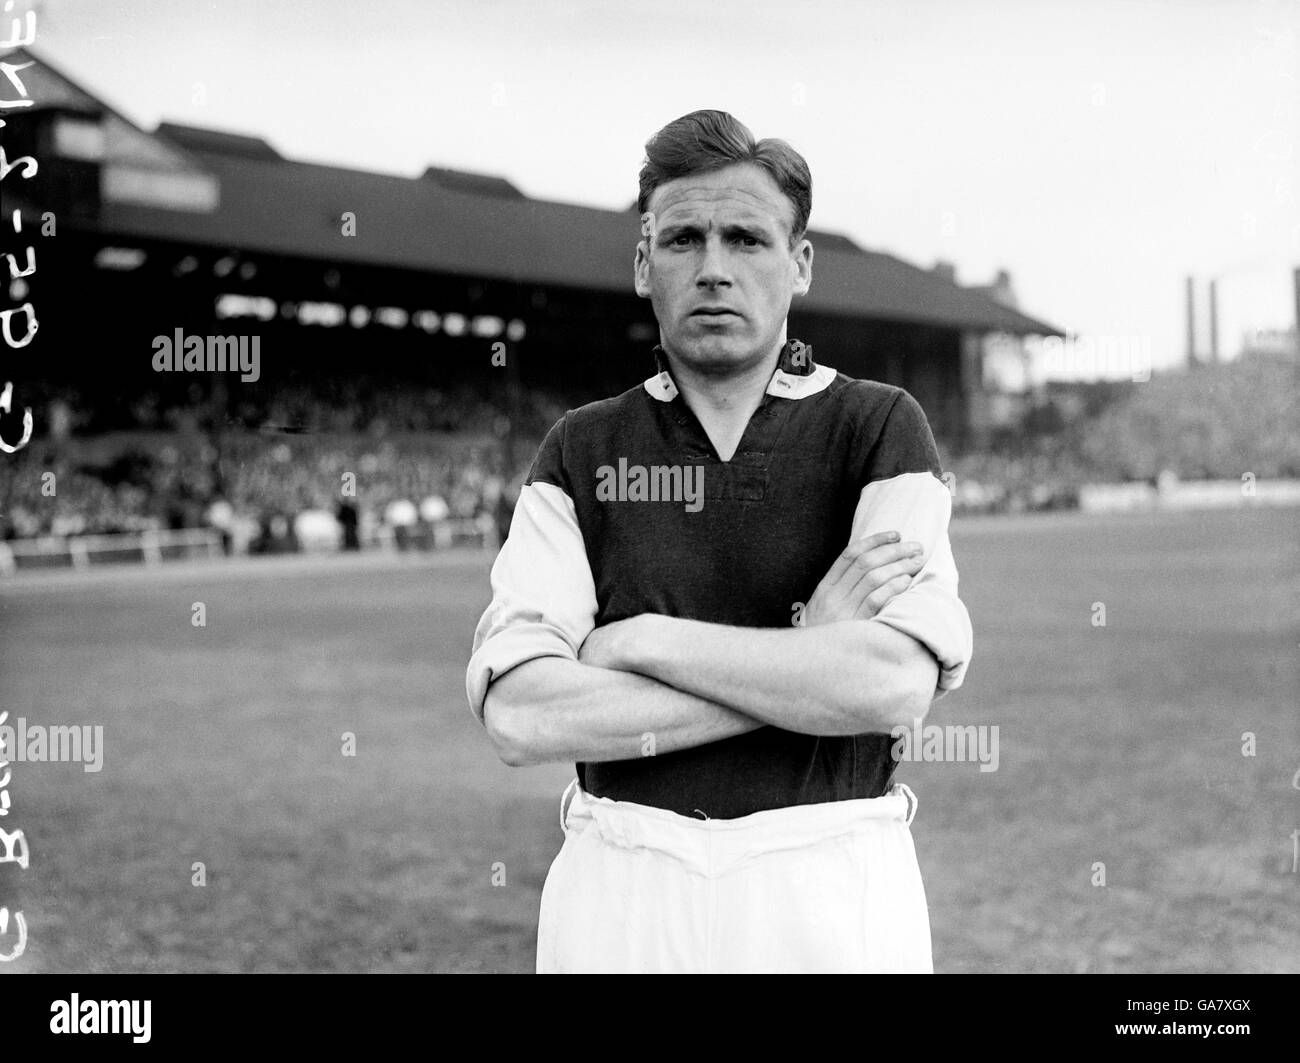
[
  {"x1": 104, "y1": 132, "x2": 1061, "y2": 335},
  {"x1": 155, "y1": 122, "x2": 282, "y2": 161},
  {"x1": 9, "y1": 36, "x2": 1057, "y2": 337}
]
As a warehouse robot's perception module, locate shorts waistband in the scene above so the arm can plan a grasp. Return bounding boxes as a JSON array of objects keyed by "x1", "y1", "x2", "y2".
[{"x1": 559, "y1": 778, "x2": 918, "y2": 875}]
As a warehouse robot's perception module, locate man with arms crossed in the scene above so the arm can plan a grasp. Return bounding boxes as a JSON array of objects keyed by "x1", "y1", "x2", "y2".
[{"x1": 466, "y1": 110, "x2": 973, "y2": 973}]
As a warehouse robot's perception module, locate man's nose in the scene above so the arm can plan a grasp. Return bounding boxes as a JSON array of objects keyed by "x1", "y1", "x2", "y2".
[{"x1": 695, "y1": 237, "x2": 732, "y2": 287}]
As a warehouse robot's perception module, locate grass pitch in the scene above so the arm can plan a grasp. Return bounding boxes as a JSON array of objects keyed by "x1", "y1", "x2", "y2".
[{"x1": 0, "y1": 505, "x2": 1296, "y2": 972}]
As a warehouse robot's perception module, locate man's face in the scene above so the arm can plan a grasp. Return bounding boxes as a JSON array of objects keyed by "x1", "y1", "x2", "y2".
[{"x1": 634, "y1": 162, "x2": 812, "y2": 375}]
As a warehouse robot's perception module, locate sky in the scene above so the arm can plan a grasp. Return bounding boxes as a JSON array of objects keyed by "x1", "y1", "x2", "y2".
[{"x1": 26, "y1": 0, "x2": 1300, "y2": 380}]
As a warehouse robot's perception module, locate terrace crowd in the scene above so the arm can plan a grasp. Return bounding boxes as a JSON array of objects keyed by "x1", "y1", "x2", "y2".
[{"x1": 1, "y1": 351, "x2": 1295, "y2": 550}]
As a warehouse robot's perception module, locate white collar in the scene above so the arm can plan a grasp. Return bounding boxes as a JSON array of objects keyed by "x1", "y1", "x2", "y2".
[{"x1": 643, "y1": 340, "x2": 836, "y2": 402}]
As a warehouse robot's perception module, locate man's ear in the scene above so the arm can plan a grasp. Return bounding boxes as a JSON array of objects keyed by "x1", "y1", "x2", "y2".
[
  {"x1": 634, "y1": 240, "x2": 653, "y2": 298},
  {"x1": 791, "y1": 237, "x2": 813, "y2": 297}
]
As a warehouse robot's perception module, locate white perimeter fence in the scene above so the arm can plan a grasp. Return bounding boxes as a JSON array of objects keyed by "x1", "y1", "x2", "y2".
[{"x1": 0, "y1": 518, "x2": 496, "y2": 576}]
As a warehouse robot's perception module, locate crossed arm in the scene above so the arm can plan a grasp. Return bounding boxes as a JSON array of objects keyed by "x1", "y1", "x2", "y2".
[
  {"x1": 473, "y1": 394, "x2": 974, "y2": 768},
  {"x1": 482, "y1": 534, "x2": 939, "y2": 767},
  {"x1": 486, "y1": 617, "x2": 937, "y2": 767},
  {"x1": 485, "y1": 656, "x2": 764, "y2": 767}
]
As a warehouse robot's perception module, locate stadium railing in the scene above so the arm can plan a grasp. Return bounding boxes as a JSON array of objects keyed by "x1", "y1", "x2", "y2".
[
  {"x1": 0, "y1": 528, "x2": 225, "y2": 575},
  {"x1": 0, "y1": 517, "x2": 498, "y2": 576}
]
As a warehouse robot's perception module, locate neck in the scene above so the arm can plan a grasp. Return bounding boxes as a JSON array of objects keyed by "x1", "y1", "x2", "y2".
[{"x1": 661, "y1": 329, "x2": 788, "y2": 419}]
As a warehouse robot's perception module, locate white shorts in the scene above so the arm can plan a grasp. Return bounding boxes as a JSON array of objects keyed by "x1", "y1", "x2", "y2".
[{"x1": 536, "y1": 779, "x2": 933, "y2": 973}]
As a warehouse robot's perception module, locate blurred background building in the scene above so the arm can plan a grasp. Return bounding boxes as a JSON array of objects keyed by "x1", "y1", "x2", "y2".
[{"x1": 1, "y1": 46, "x2": 1297, "y2": 569}]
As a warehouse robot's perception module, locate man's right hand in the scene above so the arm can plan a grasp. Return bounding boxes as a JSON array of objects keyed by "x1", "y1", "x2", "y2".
[{"x1": 799, "y1": 531, "x2": 925, "y2": 626}]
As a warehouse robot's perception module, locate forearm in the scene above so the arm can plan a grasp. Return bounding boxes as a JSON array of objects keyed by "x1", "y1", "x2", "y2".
[
  {"x1": 620, "y1": 616, "x2": 937, "y2": 736},
  {"x1": 482, "y1": 655, "x2": 764, "y2": 766}
]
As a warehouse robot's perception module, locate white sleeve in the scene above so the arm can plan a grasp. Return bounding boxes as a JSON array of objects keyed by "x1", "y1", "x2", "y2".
[
  {"x1": 464, "y1": 480, "x2": 598, "y2": 722},
  {"x1": 850, "y1": 471, "x2": 973, "y2": 696}
]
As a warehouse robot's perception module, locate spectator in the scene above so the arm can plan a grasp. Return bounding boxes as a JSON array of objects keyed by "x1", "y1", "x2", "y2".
[
  {"x1": 385, "y1": 497, "x2": 418, "y2": 552},
  {"x1": 336, "y1": 500, "x2": 360, "y2": 551},
  {"x1": 206, "y1": 497, "x2": 235, "y2": 555},
  {"x1": 420, "y1": 492, "x2": 451, "y2": 549}
]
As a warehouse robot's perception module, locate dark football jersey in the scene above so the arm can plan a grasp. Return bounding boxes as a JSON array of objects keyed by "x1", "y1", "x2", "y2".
[{"x1": 468, "y1": 339, "x2": 972, "y2": 818}]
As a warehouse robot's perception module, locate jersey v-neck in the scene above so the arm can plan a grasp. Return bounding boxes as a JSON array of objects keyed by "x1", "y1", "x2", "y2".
[{"x1": 647, "y1": 340, "x2": 815, "y2": 503}]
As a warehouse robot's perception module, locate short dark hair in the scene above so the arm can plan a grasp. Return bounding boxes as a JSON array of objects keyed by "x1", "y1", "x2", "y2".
[{"x1": 637, "y1": 110, "x2": 812, "y2": 244}]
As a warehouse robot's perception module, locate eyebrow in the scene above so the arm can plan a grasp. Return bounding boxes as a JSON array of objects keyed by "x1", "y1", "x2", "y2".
[{"x1": 656, "y1": 220, "x2": 779, "y2": 242}]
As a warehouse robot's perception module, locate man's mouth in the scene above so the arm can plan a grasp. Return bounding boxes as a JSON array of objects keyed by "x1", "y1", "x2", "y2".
[{"x1": 690, "y1": 308, "x2": 740, "y2": 319}]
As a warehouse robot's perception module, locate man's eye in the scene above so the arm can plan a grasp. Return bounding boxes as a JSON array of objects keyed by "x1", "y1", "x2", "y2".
[
  {"x1": 671, "y1": 234, "x2": 693, "y2": 246},
  {"x1": 737, "y1": 235, "x2": 760, "y2": 247}
]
